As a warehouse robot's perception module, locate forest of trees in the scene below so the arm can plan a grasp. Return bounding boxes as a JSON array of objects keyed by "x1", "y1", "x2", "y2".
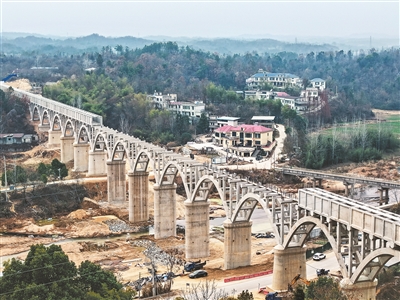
[
  {"x1": 0, "y1": 244, "x2": 134, "y2": 300},
  {"x1": 1, "y1": 41, "x2": 399, "y2": 168}
]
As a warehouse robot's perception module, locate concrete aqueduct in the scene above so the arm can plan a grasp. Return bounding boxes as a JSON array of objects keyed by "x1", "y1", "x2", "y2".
[{"x1": 2, "y1": 82, "x2": 400, "y2": 299}]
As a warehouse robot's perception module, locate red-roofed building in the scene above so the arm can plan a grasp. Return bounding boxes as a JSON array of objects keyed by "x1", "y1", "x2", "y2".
[{"x1": 214, "y1": 124, "x2": 274, "y2": 157}]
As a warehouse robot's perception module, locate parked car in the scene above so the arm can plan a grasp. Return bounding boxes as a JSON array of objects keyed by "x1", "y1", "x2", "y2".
[
  {"x1": 316, "y1": 268, "x2": 330, "y2": 276},
  {"x1": 312, "y1": 253, "x2": 326, "y2": 261},
  {"x1": 189, "y1": 270, "x2": 208, "y2": 279}
]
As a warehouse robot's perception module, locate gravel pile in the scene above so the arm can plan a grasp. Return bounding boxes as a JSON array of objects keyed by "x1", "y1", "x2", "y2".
[{"x1": 103, "y1": 219, "x2": 141, "y2": 233}]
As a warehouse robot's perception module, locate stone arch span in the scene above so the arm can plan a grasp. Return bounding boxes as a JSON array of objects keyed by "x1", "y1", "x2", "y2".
[
  {"x1": 231, "y1": 193, "x2": 281, "y2": 240},
  {"x1": 351, "y1": 248, "x2": 397, "y2": 283}
]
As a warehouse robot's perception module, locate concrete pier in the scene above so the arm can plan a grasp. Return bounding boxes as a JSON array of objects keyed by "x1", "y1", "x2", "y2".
[
  {"x1": 379, "y1": 187, "x2": 389, "y2": 205},
  {"x1": 153, "y1": 183, "x2": 176, "y2": 239},
  {"x1": 48, "y1": 129, "x2": 62, "y2": 147},
  {"x1": 87, "y1": 150, "x2": 107, "y2": 177},
  {"x1": 73, "y1": 142, "x2": 90, "y2": 172},
  {"x1": 60, "y1": 136, "x2": 75, "y2": 163},
  {"x1": 271, "y1": 245, "x2": 307, "y2": 291},
  {"x1": 184, "y1": 200, "x2": 210, "y2": 259},
  {"x1": 106, "y1": 159, "x2": 126, "y2": 204},
  {"x1": 223, "y1": 219, "x2": 252, "y2": 270},
  {"x1": 340, "y1": 278, "x2": 377, "y2": 300},
  {"x1": 128, "y1": 171, "x2": 149, "y2": 223}
]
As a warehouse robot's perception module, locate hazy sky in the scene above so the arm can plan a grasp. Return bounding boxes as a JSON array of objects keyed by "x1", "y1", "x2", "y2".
[{"x1": 1, "y1": 0, "x2": 399, "y2": 39}]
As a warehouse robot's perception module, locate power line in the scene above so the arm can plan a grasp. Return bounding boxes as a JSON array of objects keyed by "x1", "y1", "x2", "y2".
[{"x1": 0, "y1": 268, "x2": 114, "y2": 297}]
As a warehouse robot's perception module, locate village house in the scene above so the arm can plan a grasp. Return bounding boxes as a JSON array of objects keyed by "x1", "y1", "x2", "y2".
[
  {"x1": 213, "y1": 124, "x2": 274, "y2": 158},
  {"x1": 245, "y1": 69, "x2": 302, "y2": 90}
]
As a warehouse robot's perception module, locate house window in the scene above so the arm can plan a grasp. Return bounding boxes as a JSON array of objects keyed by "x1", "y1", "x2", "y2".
[
  {"x1": 245, "y1": 133, "x2": 252, "y2": 138},
  {"x1": 232, "y1": 132, "x2": 236, "y2": 137},
  {"x1": 255, "y1": 141, "x2": 261, "y2": 145},
  {"x1": 255, "y1": 133, "x2": 261, "y2": 138}
]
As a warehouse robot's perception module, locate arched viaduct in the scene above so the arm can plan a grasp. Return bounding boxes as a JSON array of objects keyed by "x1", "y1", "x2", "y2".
[{"x1": 2, "y1": 82, "x2": 400, "y2": 299}]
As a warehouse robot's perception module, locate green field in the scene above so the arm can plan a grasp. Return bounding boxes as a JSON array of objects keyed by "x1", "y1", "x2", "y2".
[{"x1": 321, "y1": 115, "x2": 400, "y2": 137}]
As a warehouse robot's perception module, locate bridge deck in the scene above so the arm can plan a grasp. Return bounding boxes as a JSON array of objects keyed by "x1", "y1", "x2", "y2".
[
  {"x1": 280, "y1": 167, "x2": 400, "y2": 189},
  {"x1": 298, "y1": 188, "x2": 400, "y2": 247}
]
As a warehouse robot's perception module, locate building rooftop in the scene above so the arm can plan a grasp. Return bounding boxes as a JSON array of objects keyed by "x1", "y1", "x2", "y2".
[
  {"x1": 217, "y1": 116, "x2": 240, "y2": 121},
  {"x1": 251, "y1": 116, "x2": 275, "y2": 121},
  {"x1": 215, "y1": 124, "x2": 272, "y2": 134},
  {"x1": 310, "y1": 78, "x2": 325, "y2": 82}
]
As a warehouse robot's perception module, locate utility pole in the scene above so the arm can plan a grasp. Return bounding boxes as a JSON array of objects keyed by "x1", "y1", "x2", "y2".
[{"x1": 3, "y1": 156, "x2": 8, "y2": 201}]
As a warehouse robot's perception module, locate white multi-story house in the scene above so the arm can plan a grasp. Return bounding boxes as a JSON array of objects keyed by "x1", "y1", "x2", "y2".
[
  {"x1": 147, "y1": 91, "x2": 177, "y2": 109},
  {"x1": 147, "y1": 91, "x2": 205, "y2": 123},
  {"x1": 246, "y1": 69, "x2": 302, "y2": 90},
  {"x1": 167, "y1": 101, "x2": 205, "y2": 119},
  {"x1": 310, "y1": 78, "x2": 326, "y2": 91},
  {"x1": 244, "y1": 90, "x2": 274, "y2": 100}
]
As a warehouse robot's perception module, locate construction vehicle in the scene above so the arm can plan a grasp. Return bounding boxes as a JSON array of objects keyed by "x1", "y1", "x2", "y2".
[
  {"x1": 288, "y1": 274, "x2": 310, "y2": 292},
  {"x1": 1, "y1": 70, "x2": 18, "y2": 82},
  {"x1": 184, "y1": 260, "x2": 206, "y2": 272}
]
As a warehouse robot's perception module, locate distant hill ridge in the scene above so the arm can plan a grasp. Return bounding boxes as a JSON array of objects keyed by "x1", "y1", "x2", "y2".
[{"x1": 2, "y1": 32, "x2": 338, "y2": 55}]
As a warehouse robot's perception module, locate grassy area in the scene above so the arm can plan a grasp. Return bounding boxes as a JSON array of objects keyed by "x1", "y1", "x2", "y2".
[{"x1": 320, "y1": 115, "x2": 400, "y2": 137}]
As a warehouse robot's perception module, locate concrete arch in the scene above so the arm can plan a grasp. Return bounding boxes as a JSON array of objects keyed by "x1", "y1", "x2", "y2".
[
  {"x1": 110, "y1": 140, "x2": 127, "y2": 162},
  {"x1": 41, "y1": 109, "x2": 50, "y2": 126},
  {"x1": 282, "y1": 216, "x2": 348, "y2": 276},
  {"x1": 190, "y1": 174, "x2": 225, "y2": 205},
  {"x1": 77, "y1": 125, "x2": 90, "y2": 144},
  {"x1": 351, "y1": 248, "x2": 397, "y2": 283},
  {"x1": 232, "y1": 193, "x2": 280, "y2": 241},
  {"x1": 92, "y1": 131, "x2": 108, "y2": 152},
  {"x1": 63, "y1": 119, "x2": 75, "y2": 137},
  {"x1": 31, "y1": 106, "x2": 40, "y2": 122},
  {"x1": 132, "y1": 150, "x2": 151, "y2": 173},
  {"x1": 51, "y1": 114, "x2": 62, "y2": 131}
]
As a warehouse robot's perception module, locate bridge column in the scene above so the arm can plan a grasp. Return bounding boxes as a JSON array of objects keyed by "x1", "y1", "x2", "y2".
[
  {"x1": 60, "y1": 136, "x2": 74, "y2": 163},
  {"x1": 48, "y1": 129, "x2": 62, "y2": 147},
  {"x1": 38, "y1": 124, "x2": 50, "y2": 132},
  {"x1": 185, "y1": 200, "x2": 210, "y2": 259},
  {"x1": 340, "y1": 278, "x2": 377, "y2": 300},
  {"x1": 344, "y1": 182, "x2": 354, "y2": 198},
  {"x1": 271, "y1": 245, "x2": 307, "y2": 291},
  {"x1": 223, "y1": 219, "x2": 252, "y2": 270},
  {"x1": 106, "y1": 159, "x2": 126, "y2": 205},
  {"x1": 153, "y1": 183, "x2": 176, "y2": 239},
  {"x1": 128, "y1": 171, "x2": 149, "y2": 223},
  {"x1": 378, "y1": 187, "x2": 389, "y2": 205},
  {"x1": 73, "y1": 142, "x2": 89, "y2": 172},
  {"x1": 87, "y1": 150, "x2": 107, "y2": 177}
]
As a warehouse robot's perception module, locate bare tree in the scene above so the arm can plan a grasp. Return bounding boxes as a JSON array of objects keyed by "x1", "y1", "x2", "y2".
[
  {"x1": 119, "y1": 114, "x2": 132, "y2": 133},
  {"x1": 179, "y1": 279, "x2": 230, "y2": 300}
]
